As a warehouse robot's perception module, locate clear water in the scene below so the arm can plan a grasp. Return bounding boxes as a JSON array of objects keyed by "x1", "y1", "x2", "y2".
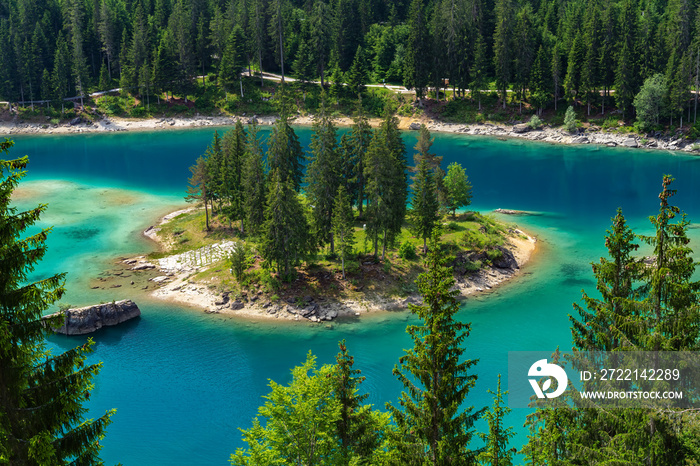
[{"x1": 9, "y1": 129, "x2": 700, "y2": 464}]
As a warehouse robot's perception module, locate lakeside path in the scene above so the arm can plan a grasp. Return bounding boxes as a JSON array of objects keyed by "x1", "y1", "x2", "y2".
[
  {"x1": 1, "y1": 112, "x2": 696, "y2": 153},
  {"x1": 130, "y1": 206, "x2": 538, "y2": 322}
]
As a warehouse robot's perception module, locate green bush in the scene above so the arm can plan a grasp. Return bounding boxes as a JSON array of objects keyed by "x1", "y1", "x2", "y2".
[
  {"x1": 130, "y1": 106, "x2": 147, "y2": 117},
  {"x1": 398, "y1": 240, "x2": 418, "y2": 260},
  {"x1": 528, "y1": 114, "x2": 543, "y2": 129},
  {"x1": 229, "y1": 241, "x2": 254, "y2": 281},
  {"x1": 564, "y1": 106, "x2": 577, "y2": 132},
  {"x1": 601, "y1": 116, "x2": 619, "y2": 130}
]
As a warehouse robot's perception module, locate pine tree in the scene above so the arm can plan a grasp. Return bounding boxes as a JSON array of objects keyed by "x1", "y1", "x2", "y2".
[
  {"x1": 409, "y1": 127, "x2": 439, "y2": 253},
  {"x1": 219, "y1": 26, "x2": 246, "y2": 94},
  {"x1": 0, "y1": 139, "x2": 114, "y2": 463},
  {"x1": 346, "y1": 46, "x2": 368, "y2": 96},
  {"x1": 364, "y1": 110, "x2": 407, "y2": 260},
  {"x1": 570, "y1": 208, "x2": 642, "y2": 351},
  {"x1": 404, "y1": 0, "x2": 430, "y2": 99},
  {"x1": 471, "y1": 32, "x2": 488, "y2": 111},
  {"x1": 185, "y1": 155, "x2": 211, "y2": 230},
  {"x1": 493, "y1": 0, "x2": 514, "y2": 109},
  {"x1": 637, "y1": 175, "x2": 700, "y2": 352},
  {"x1": 332, "y1": 186, "x2": 355, "y2": 280},
  {"x1": 205, "y1": 131, "x2": 224, "y2": 215},
  {"x1": 333, "y1": 339, "x2": 387, "y2": 461},
  {"x1": 478, "y1": 375, "x2": 515, "y2": 466},
  {"x1": 242, "y1": 122, "x2": 267, "y2": 236},
  {"x1": 267, "y1": 99, "x2": 305, "y2": 192},
  {"x1": 261, "y1": 169, "x2": 310, "y2": 278},
  {"x1": 221, "y1": 122, "x2": 247, "y2": 230},
  {"x1": 348, "y1": 99, "x2": 372, "y2": 217},
  {"x1": 387, "y1": 231, "x2": 484, "y2": 464},
  {"x1": 306, "y1": 94, "x2": 341, "y2": 251}
]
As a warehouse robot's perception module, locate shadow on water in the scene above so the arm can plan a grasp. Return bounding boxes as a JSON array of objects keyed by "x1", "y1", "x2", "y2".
[{"x1": 46, "y1": 316, "x2": 142, "y2": 351}]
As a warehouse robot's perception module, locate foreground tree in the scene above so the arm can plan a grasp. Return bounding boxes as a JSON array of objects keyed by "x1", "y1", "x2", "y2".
[
  {"x1": 242, "y1": 122, "x2": 267, "y2": 235},
  {"x1": 409, "y1": 155, "x2": 439, "y2": 254},
  {"x1": 478, "y1": 375, "x2": 515, "y2": 466},
  {"x1": 387, "y1": 230, "x2": 484, "y2": 464},
  {"x1": 186, "y1": 157, "x2": 212, "y2": 231},
  {"x1": 231, "y1": 347, "x2": 392, "y2": 465},
  {"x1": 0, "y1": 139, "x2": 114, "y2": 463}
]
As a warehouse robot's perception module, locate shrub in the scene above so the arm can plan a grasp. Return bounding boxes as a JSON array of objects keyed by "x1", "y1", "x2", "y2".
[
  {"x1": 564, "y1": 106, "x2": 577, "y2": 132},
  {"x1": 528, "y1": 114, "x2": 543, "y2": 129},
  {"x1": 398, "y1": 240, "x2": 418, "y2": 260},
  {"x1": 130, "y1": 106, "x2": 147, "y2": 117},
  {"x1": 229, "y1": 241, "x2": 254, "y2": 281}
]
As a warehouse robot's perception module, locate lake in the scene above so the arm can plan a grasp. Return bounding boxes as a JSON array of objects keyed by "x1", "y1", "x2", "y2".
[{"x1": 9, "y1": 127, "x2": 700, "y2": 464}]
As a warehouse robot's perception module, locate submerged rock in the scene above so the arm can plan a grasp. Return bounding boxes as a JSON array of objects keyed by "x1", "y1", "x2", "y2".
[{"x1": 44, "y1": 299, "x2": 141, "y2": 335}]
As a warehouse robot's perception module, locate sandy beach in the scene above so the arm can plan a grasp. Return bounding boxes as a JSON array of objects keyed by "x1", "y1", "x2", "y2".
[{"x1": 130, "y1": 206, "x2": 538, "y2": 322}]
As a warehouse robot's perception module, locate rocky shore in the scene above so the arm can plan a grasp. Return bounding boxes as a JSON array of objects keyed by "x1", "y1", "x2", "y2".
[
  {"x1": 44, "y1": 299, "x2": 141, "y2": 335},
  {"x1": 2, "y1": 112, "x2": 696, "y2": 154},
  {"x1": 136, "y1": 208, "x2": 537, "y2": 323}
]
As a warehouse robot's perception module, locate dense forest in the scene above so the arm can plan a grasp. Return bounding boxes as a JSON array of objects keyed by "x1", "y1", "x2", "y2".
[{"x1": 2, "y1": 0, "x2": 700, "y2": 127}]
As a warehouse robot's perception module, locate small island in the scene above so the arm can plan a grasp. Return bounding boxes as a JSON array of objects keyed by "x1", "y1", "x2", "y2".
[{"x1": 134, "y1": 206, "x2": 535, "y2": 322}]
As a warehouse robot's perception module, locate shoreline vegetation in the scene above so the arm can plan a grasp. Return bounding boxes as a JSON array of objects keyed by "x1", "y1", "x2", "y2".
[
  {"x1": 2, "y1": 110, "x2": 698, "y2": 153},
  {"x1": 121, "y1": 204, "x2": 537, "y2": 322}
]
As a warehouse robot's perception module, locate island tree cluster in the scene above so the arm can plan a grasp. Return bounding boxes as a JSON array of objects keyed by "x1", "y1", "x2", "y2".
[{"x1": 186, "y1": 92, "x2": 472, "y2": 278}]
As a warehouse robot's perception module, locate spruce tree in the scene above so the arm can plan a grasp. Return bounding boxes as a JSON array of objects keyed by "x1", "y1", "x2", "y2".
[
  {"x1": 221, "y1": 122, "x2": 247, "y2": 231},
  {"x1": 364, "y1": 111, "x2": 407, "y2": 260},
  {"x1": 306, "y1": 94, "x2": 341, "y2": 251},
  {"x1": 267, "y1": 94, "x2": 304, "y2": 192},
  {"x1": 242, "y1": 122, "x2": 267, "y2": 236},
  {"x1": 478, "y1": 375, "x2": 515, "y2": 466},
  {"x1": 0, "y1": 140, "x2": 114, "y2": 463},
  {"x1": 387, "y1": 231, "x2": 484, "y2": 464},
  {"x1": 348, "y1": 99, "x2": 372, "y2": 217},
  {"x1": 409, "y1": 144, "x2": 439, "y2": 254},
  {"x1": 185, "y1": 155, "x2": 211, "y2": 230},
  {"x1": 570, "y1": 208, "x2": 643, "y2": 351},
  {"x1": 332, "y1": 186, "x2": 355, "y2": 280},
  {"x1": 260, "y1": 169, "x2": 310, "y2": 278},
  {"x1": 404, "y1": 0, "x2": 430, "y2": 99},
  {"x1": 219, "y1": 26, "x2": 246, "y2": 95}
]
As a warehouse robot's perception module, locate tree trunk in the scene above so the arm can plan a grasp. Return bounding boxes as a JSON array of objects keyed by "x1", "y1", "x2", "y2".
[
  {"x1": 381, "y1": 230, "x2": 387, "y2": 261},
  {"x1": 341, "y1": 255, "x2": 346, "y2": 280},
  {"x1": 204, "y1": 199, "x2": 210, "y2": 230}
]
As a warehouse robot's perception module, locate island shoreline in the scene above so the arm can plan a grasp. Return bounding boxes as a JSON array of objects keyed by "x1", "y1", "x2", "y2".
[{"x1": 129, "y1": 206, "x2": 538, "y2": 323}]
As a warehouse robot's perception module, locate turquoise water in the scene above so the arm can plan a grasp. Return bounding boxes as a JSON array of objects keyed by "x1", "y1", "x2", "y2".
[{"x1": 9, "y1": 128, "x2": 700, "y2": 464}]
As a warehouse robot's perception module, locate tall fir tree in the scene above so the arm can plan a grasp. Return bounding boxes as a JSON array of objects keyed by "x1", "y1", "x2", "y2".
[
  {"x1": 0, "y1": 139, "x2": 115, "y2": 463},
  {"x1": 478, "y1": 375, "x2": 515, "y2": 466},
  {"x1": 306, "y1": 94, "x2": 341, "y2": 251},
  {"x1": 387, "y1": 230, "x2": 484, "y2": 464},
  {"x1": 242, "y1": 122, "x2": 267, "y2": 235},
  {"x1": 332, "y1": 185, "x2": 355, "y2": 280},
  {"x1": 348, "y1": 99, "x2": 372, "y2": 217},
  {"x1": 261, "y1": 169, "x2": 310, "y2": 278},
  {"x1": 267, "y1": 91, "x2": 305, "y2": 192},
  {"x1": 221, "y1": 122, "x2": 247, "y2": 231},
  {"x1": 409, "y1": 126, "x2": 439, "y2": 253}
]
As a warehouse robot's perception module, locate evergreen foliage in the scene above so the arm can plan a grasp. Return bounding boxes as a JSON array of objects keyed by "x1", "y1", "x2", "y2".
[
  {"x1": 409, "y1": 126, "x2": 439, "y2": 253},
  {"x1": 242, "y1": 122, "x2": 267, "y2": 236},
  {"x1": 387, "y1": 230, "x2": 484, "y2": 464},
  {"x1": 0, "y1": 139, "x2": 114, "y2": 464},
  {"x1": 331, "y1": 186, "x2": 355, "y2": 280}
]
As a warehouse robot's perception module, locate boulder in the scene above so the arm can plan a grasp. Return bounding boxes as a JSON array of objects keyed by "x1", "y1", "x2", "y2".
[
  {"x1": 44, "y1": 300, "x2": 141, "y2": 335},
  {"x1": 230, "y1": 300, "x2": 245, "y2": 310},
  {"x1": 132, "y1": 263, "x2": 155, "y2": 270},
  {"x1": 409, "y1": 122, "x2": 421, "y2": 130},
  {"x1": 70, "y1": 117, "x2": 82, "y2": 126},
  {"x1": 571, "y1": 136, "x2": 589, "y2": 144},
  {"x1": 512, "y1": 123, "x2": 530, "y2": 134},
  {"x1": 492, "y1": 246, "x2": 519, "y2": 269},
  {"x1": 622, "y1": 138, "x2": 638, "y2": 148}
]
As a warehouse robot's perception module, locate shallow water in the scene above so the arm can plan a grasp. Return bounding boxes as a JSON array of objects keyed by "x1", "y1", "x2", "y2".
[{"x1": 9, "y1": 128, "x2": 700, "y2": 464}]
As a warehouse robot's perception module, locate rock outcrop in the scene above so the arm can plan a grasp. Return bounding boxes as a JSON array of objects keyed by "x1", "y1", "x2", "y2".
[{"x1": 44, "y1": 299, "x2": 141, "y2": 335}]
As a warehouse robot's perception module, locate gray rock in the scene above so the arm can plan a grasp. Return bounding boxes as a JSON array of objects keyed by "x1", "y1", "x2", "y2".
[
  {"x1": 229, "y1": 300, "x2": 245, "y2": 310},
  {"x1": 622, "y1": 138, "x2": 638, "y2": 148},
  {"x1": 571, "y1": 136, "x2": 589, "y2": 144},
  {"x1": 409, "y1": 122, "x2": 421, "y2": 130},
  {"x1": 44, "y1": 300, "x2": 141, "y2": 335},
  {"x1": 492, "y1": 246, "x2": 519, "y2": 269},
  {"x1": 132, "y1": 263, "x2": 155, "y2": 270},
  {"x1": 70, "y1": 117, "x2": 82, "y2": 126},
  {"x1": 512, "y1": 123, "x2": 530, "y2": 134}
]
